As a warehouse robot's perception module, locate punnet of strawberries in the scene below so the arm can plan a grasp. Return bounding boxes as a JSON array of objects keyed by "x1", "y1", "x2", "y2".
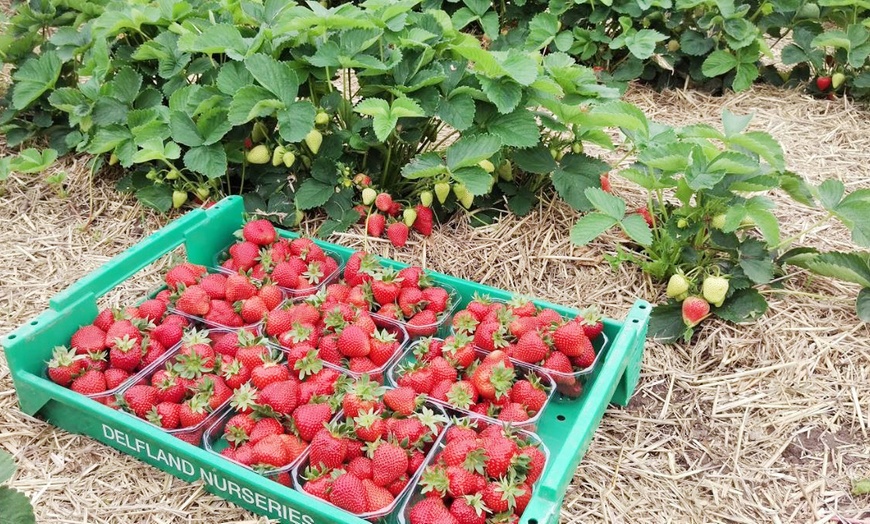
[
  {"x1": 294, "y1": 380, "x2": 449, "y2": 519},
  {"x1": 46, "y1": 299, "x2": 194, "y2": 400},
  {"x1": 218, "y1": 219, "x2": 341, "y2": 295},
  {"x1": 262, "y1": 292, "x2": 407, "y2": 380},
  {"x1": 404, "y1": 417, "x2": 548, "y2": 524},
  {"x1": 204, "y1": 343, "x2": 350, "y2": 485},
  {"x1": 332, "y1": 251, "x2": 455, "y2": 337},
  {"x1": 112, "y1": 327, "x2": 278, "y2": 444},
  {"x1": 451, "y1": 295, "x2": 605, "y2": 397},
  {"x1": 388, "y1": 337, "x2": 554, "y2": 426}
]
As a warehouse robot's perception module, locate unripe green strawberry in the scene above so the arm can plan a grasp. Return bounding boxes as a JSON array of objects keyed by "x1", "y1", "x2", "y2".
[
  {"x1": 109, "y1": 153, "x2": 119, "y2": 165},
  {"x1": 293, "y1": 210, "x2": 304, "y2": 225},
  {"x1": 711, "y1": 214, "x2": 726, "y2": 230},
  {"x1": 283, "y1": 151, "x2": 296, "y2": 168},
  {"x1": 832, "y1": 72, "x2": 846, "y2": 90},
  {"x1": 252, "y1": 122, "x2": 269, "y2": 142},
  {"x1": 195, "y1": 186, "x2": 210, "y2": 200},
  {"x1": 478, "y1": 159, "x2": 495, "y2": 173},
  {"x1": 362, "y1": 187, "x2": 377, "y2": 206},
  {"x1": 403, "y1": 208, "x2": 417, "y2": 227},
  {"x1": 666, "y1": 274, "x2": 690, "y2": 300},
  {"x1": 453, "y1": 184, "x2": 473, "y2": 208},
  {"x1": 497, "y1": 161, "x2": 513, "y2": 181},
  {"x1": 272, "y1": 145, "x2": 287, "y2": 166},
  {"x1": 702, "y1": 276, "x2": 729, "y2": 307},
  {"x1": 305, "y1": 129, "x2": 323, "y2": 155},
  {"x1": 677, "y1": 218, "x2": 688, "y2": 228},
  {"x1": 166, "y1": 169, "x2": 180, "y2": 180},
  {"x1": 572, "y1": 142, "x2": 583, "y2": 154},
  {"x1": 667, "y1": 39, "x2": 680, "y2": 52},
  {"x1": 315, "y1": 111, "x2": 330, "y2": 126},
  {"x1": 246, "y1": 145, "x2": 271, "y2": 164},
  {"x1": 434, "y1": 182, "x2": 451, "y2": 204},
  {"x1": 420, "y1": 190, "x2": 433, "y2": 208},
  {"x1": 172, "y1": 190, "x2": 188, "y2": 209}
]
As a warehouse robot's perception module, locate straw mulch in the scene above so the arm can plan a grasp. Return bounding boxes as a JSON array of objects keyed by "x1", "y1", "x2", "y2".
[{"x1": 1, "y1": 84, "x2": 869, "y2": 523}]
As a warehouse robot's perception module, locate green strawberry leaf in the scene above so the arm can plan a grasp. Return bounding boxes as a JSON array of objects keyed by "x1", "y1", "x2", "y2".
[
  {"x1": 620, "y1": 213, "x2": 653, "y2": 246},
  {"x1": 714, "y1": 288, "x2": 768, "y2": 323},
  {"x1": 856, "y1": 288, "x2": 870, "y2": 323},
  {"x1": 11, "y1": 51, "x2": 62, "y2": 110},
  {"x1": 0, "y1": 486, "x2": 36, "y2": 524},
  {"x1": 0, "y1": 450, "x2": 16, "y2": 484},
  {"x1": 570, "y1": 212, "x2": 618, "y2": 245},
  {"x1": 584, "y1": 187, "x2": 625, "y2": 220},
  {"x1": 648, "y1": 301, "x2": 686, "y2": 344},
  {"x1": 135, "y1": 184, "x2": 173, "y2": 212}
]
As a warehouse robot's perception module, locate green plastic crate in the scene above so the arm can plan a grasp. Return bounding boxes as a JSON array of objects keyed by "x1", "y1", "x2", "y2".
[{"x1": 2, "y1": 195, "x2": 650, "y2": 524}]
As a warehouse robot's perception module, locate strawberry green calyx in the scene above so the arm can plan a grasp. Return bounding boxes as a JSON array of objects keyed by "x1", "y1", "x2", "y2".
[
  {"x1": 446, "y1": 383, "x2": 475, "y2": 410},
  {"x1": 463, "y1": 448, "x2": 488, "y2": 475},
  {"x1": 303, "y1": 260, "x2": 324, "y2": 284},
  {"x1": 230, "y1": 383, "x2": 259, "y2": 412},
  {"x1": 412, "y1": 405, "x2": 449, "y2": 435},
  {"x1": 293, "y1": 349, "x2": 324, "y2": 379},
  {"x1": 489, "y1": 363, "x2": 516, "y2": 399},
  {"x1": 420, "y1": 466, "x2": 449, "y2": 497}
]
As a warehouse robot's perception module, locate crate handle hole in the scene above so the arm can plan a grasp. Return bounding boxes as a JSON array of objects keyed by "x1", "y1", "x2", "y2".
[
  {"x1": 30, "y1": 321, "x2": 38, "y2": 325},
  {"x1": 556, "y1": 415, "x2": 565, "y2": 421},
  {"x1": 529, "y1": 520, "x2": 539, "y2": 524},
  {"x1": 632, "y1": 319, "x2": 639, "y2": 324},
  {"x1": 639, "y1": 304, "x2": 647, "y2": 309},
  {"x1": 7, "y1": 334, "x2": 16, "y2": 340}
]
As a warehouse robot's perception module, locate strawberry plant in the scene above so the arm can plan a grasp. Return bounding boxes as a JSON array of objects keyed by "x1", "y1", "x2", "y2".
[
  {"x1": 0, "y1": 0, "x2": 619, "y2": 230},
  {"x1": 570, "y1": 108, "x2": 870, "y2": 341},
  {"x1": 0, "y1": 450, "x2": 36, "y2": 524}
]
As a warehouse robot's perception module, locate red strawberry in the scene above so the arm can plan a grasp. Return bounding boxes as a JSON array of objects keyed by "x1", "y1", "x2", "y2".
[
  {"x1": 309, "y1": 426, "x2": 348, "y2": 469},
  {"x1": 817, "y1": 76, "x2": 832, "y2": 91},
  {"x1": 510, "y1": 378, "x2": 548, "y2": 413},
  {"x1": 240, "y1": 296, "x2": 269, "y2": 324},
  {"x1": 150, "y1": 323, "x2": 183, "y2": 349},
  {"x1": 123, "y1": 384, "x2": 160, "y2": 418},
  {"x1": 369, "y1": 330, "x2": 399, "y2": 366},
  {"x1": 292, "y1": 403, "x2": 334, "y2": 442},
  {"x1": 513, "y1": 331, "x2": 548, "y2": 364},
  {"x1": 249, "y1": 417, "x2": 284, "y2": 443},
  {"x1": 519, "y1": 445, "x2": 546, "y2": 484},
  {"x1": 371, "y1": 277, "x2": 401, "y2": 306},
  {"x1": 243, "y1": 219, "x2": 277, "y2": 246},
  {"x1": 398, "y1": 287, "x2": 424, "y2": 317},
  {"x1": 367, "y1": 213, "x2": 386, "y2": 237},
  {"x1": 223, "y1": 413, "x2": 256, "y2": 445},
  {"x1": 337, "y1": 325, "x2": 370, "y2": 357},
  {"x1": 579, "y1": 309, "x2": 604, "y2": 339},
  {"x1": 449, "y1": 495, "x2": 487, "y2": 524},
  {"x1": 179, "y1": 397, "x2": 210, "y2": 427},
  {"x1": 397, "y1": 366, "x2": 434, "y2": 394},
  {"x1": 229, "y1": 242, "x2": 260, "y2": 271},
  {"x1": 384, "y1": 386, "x2": 418, "y2": 416},
  {"x1": 258, "y1": 380, "x2": 299, "y2": 414},
  {"x1": 406, "y1": 310, "x2": 438, "y2": 337},
  {"x1": 387, "y1": 222, "x2": 409, "y2": 248},
  {"x1": 252, "y1": 434, "x2": 292, "y2": 468},
  {"x1": 543, "y1": 351, "x2": 573, "y2": 378},
  {"x1": 682, "y1": 296, "x2": 710, "y2": 327},
  {"x1": 412, "y1": 205, "x2": 434, "y2": 236},
  {"x1": 93, "y1": 308, "x2": 117, "y2": 332},
  {"x1": 47, "y1": 346, "x2": 84, "y2": 386},
  {"x1": 137, "y1": 299, "x2": 166, "y2": 322},
  {"x1": 498, "y1": 402, "x2": 530, "y2": 422},
  {"x1": 347, "y1": 456, "x2": 374, "y2": 480},
  {"x1": 70, "y1": 325, "x2": 106, "y2": 354},
  {"x1": 109, "y1": 336, "x2": 142, "y2": 372},
  {"x1": 147, "y1": 401, "x2": 181, "y2": 429},
  {"x1": 483, "y1": 436, "x2": 519, "y2": 479},
  {"x1": 330, "y1": 473, "x2": 368, "y2": 513},
  {"x1": 422, "y1": 287, "x2": 449, "y2": 314},
  {"x1": 447, "y1": 466, "x2": 486, "y2": 497},
  {"x1": 363, "y1": 478, "x2": 395, "y2": 512},
  {"x1": 70, "y1": 369, "x2": 107, "y2": 396},
  {"x1": 258, "y1": 284, "x2": 283, "y2": 310},
  {"x1": 375, "y1": 193, "x2": 393, "y2": 213},
  {"x1": 410, "y1": 497, "x2": 457, "y2": 524},
  {"x1": 552, "y1": 322, "x2": 589, "y2": 357},
  {"x1": 636, "y1": 206, "x2": 654, "y2": 227},
  {"x1": 198, "y1": 273, "x2": 227, "y2": 300},
  {"x1": 303, "y1": 475, "x2": 332, "y2": 500},
  {"x1": 176, "y1": 285, "x2": 210, "y2": 316},
  {"x1": 371, "y1": 441, "x2": 409, "y2": 487},
  {"x1": 600, "y1": 173, "x2": 612, "y2": 193},
  {"x1": 104, "y1": 368, "x2": 132, "y2": 390},
  {"x1": 165, "y1": 264, "x2": 200, "y2": 290},
  {"x1": 225, "y1": 274, "x2": 258, "y2": 302}
]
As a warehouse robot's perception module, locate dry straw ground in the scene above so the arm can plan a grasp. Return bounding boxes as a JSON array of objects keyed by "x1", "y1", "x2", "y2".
[{"x1": 1, "y1": 85, "x2": 869, "y2": 524}]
